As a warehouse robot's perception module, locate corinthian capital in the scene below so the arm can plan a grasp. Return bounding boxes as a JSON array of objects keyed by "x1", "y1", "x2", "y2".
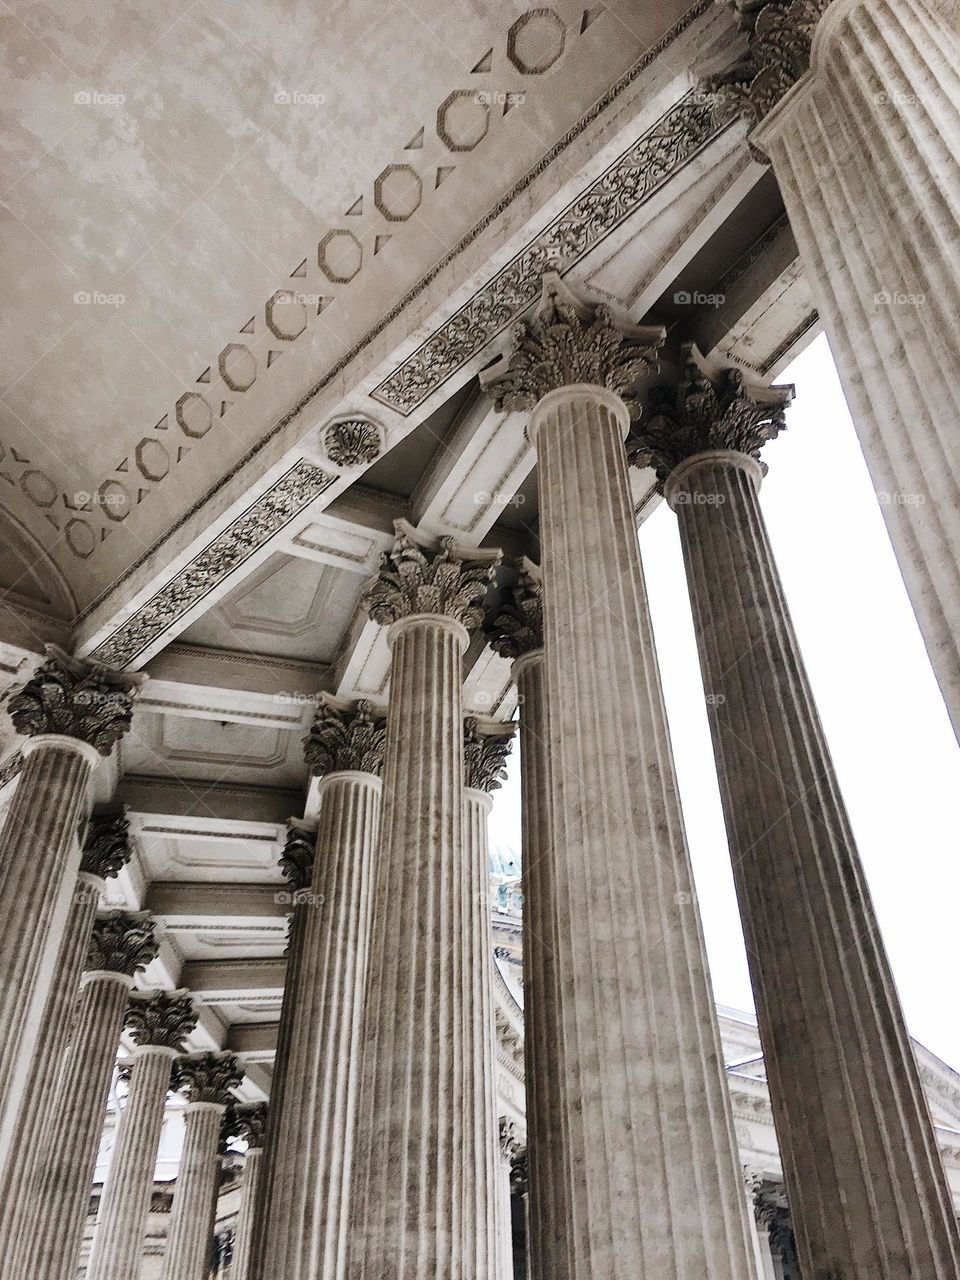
[
  {"x1": 481, "y1": 273, "x2": 665, "y2": 416},
  {"x1": 126, "y1": 989, "x2": 197, "y2": 1051},
  {"x1": 464, "y1": 716, "x2": 516, "y2": 793},
  {"x1": 88, "y1": 911, "x2": 158, "y2": 976},
  {"x1": 628, "y1": 352, "x2": 793, "y2": 485},
  {"x1": 80, "y1": 807, "x2": 132, "y2": 881},
  {"x1": 486, "y1": 559, "x2": 543, "y2": 660},
  {"x1": 234, "y1": 1101, "x2": 269, "y2": 1149},
  {"x1": 303, "y1": 695, "x2": 387, "y2": 778},
  {"x1": 279, "y1": 820, "x2": 315, "y2": 892},
  {"x1": 362, "y1": 520, "x2": 500, "y2": 631},
  {"x1": 173, "y1": 1051, "x2": 243, "y2": 1105},
  {"x1": 5, "y1": 645, "x2": 144, "y2": 755},
  {"x1": 703, "y1": 0, "x2": 830, "y2": 129}
]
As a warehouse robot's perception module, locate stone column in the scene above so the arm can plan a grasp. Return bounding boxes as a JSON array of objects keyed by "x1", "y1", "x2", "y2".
[
  {"x1": 630, "y1": 355, "x2": 960, "y2": 1280},
  {"x1": 0, "y1": 807, "x2": 133, "y2": 1259},
  {"x1": 464, "y1": 718, "x2": 516, "y2": 1280},
  {"x1": 262, "y1": 699, "x2": 385, "y2": 1280},
  {"x1": 86, "y1": 990, "x2": 198, "y2": 1280},
  {"x1": 497, "y1": 1120, "x2": 525, "y2": 1280},
  {"x1": 0, "y1": 647, "x2": 142, "y2": 1177},
  {"x1": 160, "y1": 1052, "x2": 243, "y2": 1280},
  {"x1": 15, "y1": 911, "x2": 158, "y2": 1280},
  {"x1": 487, "y1": 563, "x2": 570, "y2": 1280},
  {"x1": 247, "y1": 820, "x2": 315, "y2": 1280},
  {"x1": 482, "y1": 275, "x2": 758, "y2": 1280},
  {"x1": 347, "y1": 522, "x2": 501, "y2": 1280},
  {"x1": 709, "y1": 0, "x2": 960, "y2": 738},
  {"x1": 232, "y1": 1103, "x2": 268, "y2": 1280}
]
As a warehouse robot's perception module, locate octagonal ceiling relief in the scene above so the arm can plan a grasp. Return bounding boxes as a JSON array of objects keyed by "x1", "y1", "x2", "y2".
[
  {"x1": 0, "y1": 0, "x2": 624, "y2": 604},
  {"x1": 124, "y1": 711, "x2": 304, "y2": 788},
  {"x1": 137, "y1": 832, "x2": 286, "y2": 885}
]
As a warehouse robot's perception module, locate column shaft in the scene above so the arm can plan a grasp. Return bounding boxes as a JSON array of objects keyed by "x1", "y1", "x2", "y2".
[
  {"x1": 262, "y1": 772, "x2": 381, "y2": 1280},
  {"x1": 87, "y1": 1045, "x2": 176, "y2": 1280},
  {"x1": 0, "y1": 735, "x2": 98, "y2": 1174},
  {"x1": 233, "y1": 1146, "x2": 264, "y2": 1280},
  {"x1": 348, "y1": 616, "x2": 498, "y2": 1279},
  {"x1": 754, "y1": 0, "x2": 960, "y2": 738},
  {"x1": 533, "y1": 386, "x2": 755, "y2": 1279},
  {"x1": 160, "y1": 1102, "x2": 224, "y2": 1280},
  {"x1": 18, "y1": 969, "x2": 134, "y2": 1280},
  {"x1": 513, "y1": 652, "x2": 568, "y2": 1280},
  {"x1": 0, "y1": 870, "x2": 102, "y2": 1256},
  {"x1": 670, "y1": 450, "x2": 960, "y2": 1279}
]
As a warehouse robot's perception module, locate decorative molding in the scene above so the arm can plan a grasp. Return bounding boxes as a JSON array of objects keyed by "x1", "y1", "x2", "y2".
[
  {"x1": 126, "y1": 988, "x2": 197, "y2": 1050},
  {"x1": 303, "y1": 695, "x2": 387, "y2": 778},
  {"x1": 90, "y1": 461, "x2": 335, "y2": 669},
  {"x1": 376, "y1": 93, "x2": 716, "y2": 414},
  {"x1": 463, "y1": 716, "x2": 516, "y2": 792},
  {"x1": 362, "y1": 520, "x2": 500, "y2": 630},
  {"x1": 5, "y1": 645, "x2": 143, "y2": 754},
  {"x1": 486, "y1": 559, "x2": 543, "y2": 659},
  {"x1": 172, "y1": 1051, "x2": 243, "y2": 1105},
  {"x1": 81, "y1": 807, "x2": 132, "y2": 881},
  {"x1": 627, "y1": 351, "x2": 792, "y2": 484},
  {"x1": 88, "y1": 910, "x2": 158, "y2": 976},
  {"x1": 320, "y1": 418, "x2": 384, "y2": 470}
]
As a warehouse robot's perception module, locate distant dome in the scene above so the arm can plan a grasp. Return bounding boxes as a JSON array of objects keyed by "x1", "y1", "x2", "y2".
[{"x1": 489, "y1": 840, "x2": 521, "y2": 878}]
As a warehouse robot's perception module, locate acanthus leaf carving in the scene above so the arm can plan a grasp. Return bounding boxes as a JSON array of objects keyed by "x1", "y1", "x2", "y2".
[
  {"x1": 303, "y1": 695, "x2": 387, "y2": 778},
  {"x1": 464, "y1": 716, "x2": 516, "y2": 793},
  {"x1": 279, "y1": 820, "x2": 316, "y2": 893},
  {"x1": 126, "y1": 988, "x2": 197, "y2": 1050},
  {"x1": 88, "y1": 910, "x2": 158, "y2": 977},
  {"x1": 80, "y1": 807, "x2": 132, "y2": 881},
  {"x1": 486, "y1": 559, "x2": 543, "y2": 660},
  {"x1": 172, "y1": 1051, "x2": 243, "y2": 1106}
]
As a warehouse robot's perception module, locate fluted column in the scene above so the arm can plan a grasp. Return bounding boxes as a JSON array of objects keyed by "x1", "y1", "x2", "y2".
[
  {"x1": 487, "y1": 563, "x2": 569, "y2": 1280},
  {"x1": 0, "y1": 648, "x2": 141, "y2": 1177},
  {"x1": 160, "y1": 1052, "x2": 243, "y2": 1280},
  {"x1": 87, "y1": 990, "x2": 198, "y2": 1280},
  {"x1": 232, "y1": 1103, "x2": 268, "y2": 1280},
  {"x1": 464, "y1": 717, "x2": 516, "y2": 1280},
  {"x1": 15, "y1": 912, "x2": 158, "y2": 1280},
  {"x1": 247, "y1": 821, "x2": 315, "y2": 1280},
  {"x1": 632, "y1": 356, "x2": 960, "y2": 1280},
  {"x1": 262, "y1": 700, "x2": 385, "y2": 1280},
  {"x1": 0, "y1": 807, "x2": 133, "y2": 1260},
  {"x1": 347, "y1": 522, "x2": 501, "y2": 1280},
  {"x1": 710, "y1": 0, "x2": 960, "y2": 737},
  {"x1": 482, "y1": 275, "x2": 757, "y2": 1280}
]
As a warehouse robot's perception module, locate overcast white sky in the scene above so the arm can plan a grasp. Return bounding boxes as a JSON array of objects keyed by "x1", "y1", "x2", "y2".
[{"x1": 490, "y1": 332, "x2": 960, "y2": 1072}]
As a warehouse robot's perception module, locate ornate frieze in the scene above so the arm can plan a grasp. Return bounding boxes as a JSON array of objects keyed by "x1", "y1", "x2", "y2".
[
  {"x1": 362, "y1": 520, "x2": 500, "y2": 631},
  {"x1": 80, "y1": 808, "x2": 132, "y2": 881},
  {"x1": 125, "y1": 989, "x2": 197, "y2": 1050},
  {"x1": 90, "y1": 460, "x2": 336, "y2": 669},
  {"x1": 627, "y1": 357, "x2": 793, "y2": 485},
  {"x1": 480, "y1": 273, "x2": 665, "y2": 417},
  {"x1": 704, "y1": 0, "x2": 831, "y2": 129},
  {"x1": 88, "y1": 911, "x2": 158, "y2": 976},
  {"x1": 463, "y1": 717, "x2": 516, "y2": 793},
  {"x1": 303, "y1": 696, "x2": 387, "y2": 778},
  {"x1": 172, "y1": 1051, "x2": 243, "y2": 1106},
  {"x1": 374, "y1": 92, "x2": 718, "y2": 414},
  {"x1": 234, "y1": 1101, "x2": 269, "y2": 1150},
  {"x1": 279, "y1": 821, "x2": 316, "y2": 892},
  {"x1": 321, "y1": 418, "x2": 383, "y2": 469},
  {"x1": 5, "y1": 645, "x2": 142, "y2": 755},
  {"x1": 486, "y1": 559, "x2": 543, "y2": 660}
]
